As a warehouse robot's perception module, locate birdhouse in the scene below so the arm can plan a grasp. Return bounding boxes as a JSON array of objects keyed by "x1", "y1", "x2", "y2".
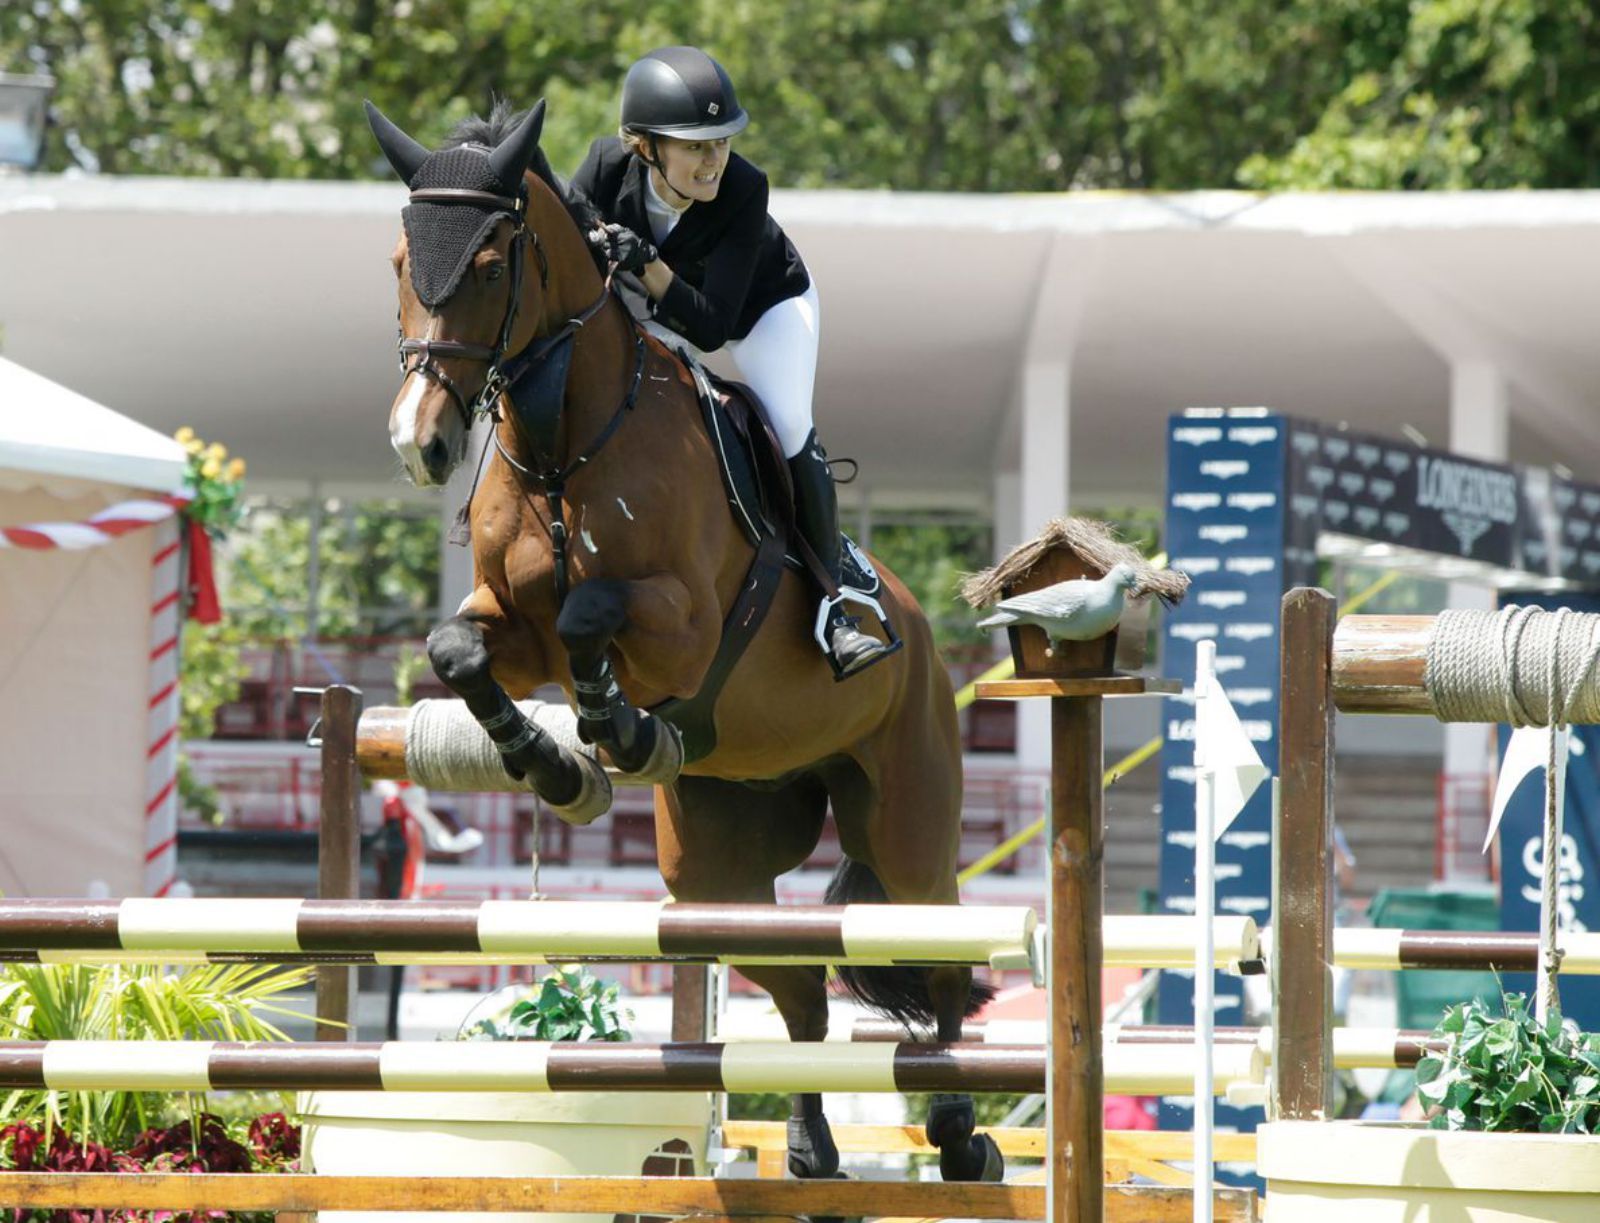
[
  {"x1": 1000, "y1": 549, "x2": 1145, "y2": 679},
  {"x1": 961, "y1": 518, "x2": 1185, "y2": 682}
]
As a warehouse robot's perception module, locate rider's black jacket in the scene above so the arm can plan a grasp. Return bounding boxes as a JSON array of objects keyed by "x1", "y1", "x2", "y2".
[{"x1": 565, "y1": 136, "x2": 810, "y2": 352}]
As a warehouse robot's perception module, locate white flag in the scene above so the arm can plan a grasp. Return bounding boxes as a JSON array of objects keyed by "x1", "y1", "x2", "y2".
[
  {"x1": 1485, "y1": 725, "x2": 1570, "y2": 853},
  {"x1": 1195, "y1": 677, "x2": 1268, "y2": 838}
]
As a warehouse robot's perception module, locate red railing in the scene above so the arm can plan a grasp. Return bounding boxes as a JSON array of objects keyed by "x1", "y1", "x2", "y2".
[
  {"x1": 211, "y1": 637, "x2": 1018, "y2": 753},
  {"x1": 1436, "y1": 770, "x2": 1497, "y2": 884}
]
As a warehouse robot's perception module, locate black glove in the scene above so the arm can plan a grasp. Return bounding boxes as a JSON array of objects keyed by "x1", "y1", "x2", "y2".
[{"x1": 589, "y1": 222, "x2": 658, "y2": 274}]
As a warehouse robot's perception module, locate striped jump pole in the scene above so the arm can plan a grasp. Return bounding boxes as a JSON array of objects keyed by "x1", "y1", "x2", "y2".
[
  {"x1": 850, "y1": 1020, "x2": 1444, "y2": 1070},
  {"x1": 0, "y1": 1039, "x2": 1261, "y2": 1097},
  {"x1": 0, "y1": 899, "x2": 1035, "y2": 969},
  {"x1": 1328, "y1": 927, "x2": 1600, "y2": 974}
]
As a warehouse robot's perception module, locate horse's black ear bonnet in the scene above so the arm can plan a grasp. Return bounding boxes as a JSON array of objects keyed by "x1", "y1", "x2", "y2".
[
  {"x1": 366, "y1": 98, "x2": 553, "y2": 310},
  {"x1": 401, "y1": 145, "x2": 521, "y2": 308}
]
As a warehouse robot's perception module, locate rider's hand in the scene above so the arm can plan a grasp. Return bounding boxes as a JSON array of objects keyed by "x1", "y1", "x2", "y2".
[{"x1": 589, "y1": 222, "x2": 658, "y2": 274}]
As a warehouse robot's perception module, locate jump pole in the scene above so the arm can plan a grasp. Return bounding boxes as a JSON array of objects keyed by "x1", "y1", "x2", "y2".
[{"x1": 977, "y1": 674, "x2": 1178, "y2": 1223}]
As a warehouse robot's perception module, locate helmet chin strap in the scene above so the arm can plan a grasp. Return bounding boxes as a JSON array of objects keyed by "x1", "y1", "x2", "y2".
[{"x1": 643, "y1": 135, "x2": 695, "y2": 208}]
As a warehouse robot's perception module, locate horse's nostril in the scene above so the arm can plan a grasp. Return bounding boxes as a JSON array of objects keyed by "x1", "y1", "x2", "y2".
[{"x1": 422, "y1": 437, "x2": 449, "y2": 476}]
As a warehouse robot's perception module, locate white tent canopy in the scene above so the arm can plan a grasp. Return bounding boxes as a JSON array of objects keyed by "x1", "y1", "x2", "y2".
[
  {"x1": 0, "y1": 356, "x2": 187, "y2": 494},
  {"x1": 0, "y1": 358, "x2": 187, "y2": 898}
]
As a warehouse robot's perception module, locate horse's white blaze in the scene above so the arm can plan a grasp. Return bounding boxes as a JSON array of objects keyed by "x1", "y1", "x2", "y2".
[{"x1": 391, "y1": 374, "x2": 427, "y2": 469}]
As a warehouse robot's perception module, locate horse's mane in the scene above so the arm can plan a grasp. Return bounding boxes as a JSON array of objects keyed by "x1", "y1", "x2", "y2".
[{"x1": 444, "y1": 99, "x2": 587, "y2": 233}]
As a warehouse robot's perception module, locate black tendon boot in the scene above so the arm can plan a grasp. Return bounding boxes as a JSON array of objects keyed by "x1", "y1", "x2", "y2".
[{"x1": 788, "y1": 432, "x2": 892, "y2": 678}]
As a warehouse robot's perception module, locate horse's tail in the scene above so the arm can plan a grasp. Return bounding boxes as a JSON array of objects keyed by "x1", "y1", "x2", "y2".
[{"x1": 823, "y1": 858, "x2": 996, "y2": 1030}]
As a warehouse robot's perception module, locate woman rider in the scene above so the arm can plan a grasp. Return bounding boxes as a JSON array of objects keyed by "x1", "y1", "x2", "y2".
[{"x1": 566, "y1": 45, "x2": 890, "y2": 679}]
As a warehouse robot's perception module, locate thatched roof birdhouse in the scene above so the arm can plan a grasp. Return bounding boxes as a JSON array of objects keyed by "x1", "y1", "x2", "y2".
[{"x1": 961, "y1": 518, "x2": 1190, "y2": 679}]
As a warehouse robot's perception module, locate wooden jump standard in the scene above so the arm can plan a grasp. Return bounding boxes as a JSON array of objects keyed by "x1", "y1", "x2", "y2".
[{"x1": 1274, "y1": 598, "x2": 1600, "y2": 1119}]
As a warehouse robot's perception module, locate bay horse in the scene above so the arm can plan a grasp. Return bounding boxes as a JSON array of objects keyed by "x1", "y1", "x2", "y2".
[{"x1": 365, "y1": 98, "x2": 1001, "y2": 1183}]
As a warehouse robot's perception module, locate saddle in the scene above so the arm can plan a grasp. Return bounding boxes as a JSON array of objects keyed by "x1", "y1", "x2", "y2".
[{"x1": 650, "y1": 348, "x2": 898, "y2": 762}]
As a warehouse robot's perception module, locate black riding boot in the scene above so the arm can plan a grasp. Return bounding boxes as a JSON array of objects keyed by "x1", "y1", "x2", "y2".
[{"x1": 788, "y1": 432, "x2": 892, "y2": 678}]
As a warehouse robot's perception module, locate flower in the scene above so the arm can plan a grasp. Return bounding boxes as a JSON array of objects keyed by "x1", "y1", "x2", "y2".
[
  {"x1": 175, "y1": 426, "x2": 196, "y2": 445},
  {"x1": 225, "y1": 457, "x2": 246, "y2": 481},
  {"x1": 205, "y1": 442, "x2": 227, "y2": 463},
  {"x1": 201, "y1": 458, "x2": 222, "y2": 480},
  {"x1": 185, "y1": 437, "x2": 205, "y2": 456}
]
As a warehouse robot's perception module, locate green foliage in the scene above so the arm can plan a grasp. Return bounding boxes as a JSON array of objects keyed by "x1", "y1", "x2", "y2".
[
  {"x1": 726, "y1": 1091, "x2": 791, "y2": 1122},
  {"x1": 179, "y1": 619, "x2": 252, "y2": 742},
  {"x1": 16, "y1": 0, "x2": 1590, "y2": 193},
  {"x1": 1415, "y1": 993, "x2": 1600, "y2": 1133},
  {"x1": 393, "y1": 641, "x2": 431, "y2": 707},
  {"x1": 1242, "y1": 0, "x2": 1600, "y2": 189},
  {"x1": 222, "y1": 497, "x2": 439, "y2": 640},
  {"x1": 0, "y1": 962, "x2": 314, "y2": 1149},
  {"x1": 458, "y1": 966, "x2": 632, "y2": 1043},
  {"x1": 867, "y1": 518, "x2": 992, "y2": 655}
]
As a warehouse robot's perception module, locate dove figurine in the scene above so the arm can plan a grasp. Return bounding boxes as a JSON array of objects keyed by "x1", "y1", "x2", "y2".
[{"x1": 975, "y1": 562, "x2": 1141, "y2": 647}]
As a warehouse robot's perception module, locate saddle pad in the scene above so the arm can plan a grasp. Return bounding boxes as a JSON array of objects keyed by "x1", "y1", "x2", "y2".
[{"x1": 683, "y1": 349, "x2": 882, "y2": 597}]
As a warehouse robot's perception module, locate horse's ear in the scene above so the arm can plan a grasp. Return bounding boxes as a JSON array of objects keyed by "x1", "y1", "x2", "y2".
[
  {"x1": 489, "y1": 99, "x2": 547, "y2": 188},
  {"x1": 365, "y1": 100, "x2": 430, "y2": 184}
]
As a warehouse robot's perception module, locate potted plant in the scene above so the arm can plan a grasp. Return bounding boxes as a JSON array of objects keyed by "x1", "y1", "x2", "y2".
[
  {"x1": 0, "y1": 960, "x2": 312, "y2": 1218},
  {"x1": 1259, "y1": 992, "x2": 1600, "y2": 1220},
  {"x1": 301, "y1": 965, "x2": 713, "y2": 1223}
]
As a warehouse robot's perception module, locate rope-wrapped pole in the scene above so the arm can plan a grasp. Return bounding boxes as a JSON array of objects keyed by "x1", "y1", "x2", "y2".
[{"x1": 1333, "y1": 611, "x2": 1600, "y2": 720}]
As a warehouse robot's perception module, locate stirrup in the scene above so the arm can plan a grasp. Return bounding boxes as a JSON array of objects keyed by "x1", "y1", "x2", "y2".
[{"x1": 813, "y1": 588, "x2": 904, "y2": 682}]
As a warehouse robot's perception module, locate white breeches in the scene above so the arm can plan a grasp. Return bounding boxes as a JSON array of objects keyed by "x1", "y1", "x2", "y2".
[{"x1": 643, "y1": 281, "x2": 820, "y2": 459}]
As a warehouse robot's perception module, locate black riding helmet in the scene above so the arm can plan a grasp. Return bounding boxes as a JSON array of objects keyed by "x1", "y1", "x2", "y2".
[{"x1": 620, "y1": 46, "x2": 749, "y2": 141}]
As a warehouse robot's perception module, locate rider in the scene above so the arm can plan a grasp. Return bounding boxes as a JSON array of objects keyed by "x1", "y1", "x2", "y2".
[{"x1": 565, "y1": 45, "x2": 891, "y2": 678}]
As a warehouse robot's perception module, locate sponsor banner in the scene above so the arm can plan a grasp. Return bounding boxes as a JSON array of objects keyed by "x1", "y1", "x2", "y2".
[
  {"x1": 1162, "y1": 410, "x2": 1285, "y2": 1047},
  {"x1": 1287, "y1": 422, "x2": 1600, "y2": 581}
]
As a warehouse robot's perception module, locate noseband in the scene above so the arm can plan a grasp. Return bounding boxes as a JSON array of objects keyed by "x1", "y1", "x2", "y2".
[{"x1": 395, "y1": 187, "x2": 550, "y2": 430}]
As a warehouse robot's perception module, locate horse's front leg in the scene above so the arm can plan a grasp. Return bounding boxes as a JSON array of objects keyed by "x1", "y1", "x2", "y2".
[
  {"x1": 556, "y1": 576, "x2": 703, "y2": 776},
  {"x1": 426, "y1": 587, "x2": 591, "y2": 811}
]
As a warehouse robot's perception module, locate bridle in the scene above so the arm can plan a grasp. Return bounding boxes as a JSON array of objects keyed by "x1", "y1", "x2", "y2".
[
  {"x1": 393, "y1": 181, "x2": 647, "y2": 606},
  {"x1": 395, "y1": 186, "x2": 550, "y2": 431}
]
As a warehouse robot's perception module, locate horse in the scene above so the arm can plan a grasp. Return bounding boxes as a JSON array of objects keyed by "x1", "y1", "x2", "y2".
[{"x1": 365, "y1": 98, "x2": 1002, "y2": 1184}]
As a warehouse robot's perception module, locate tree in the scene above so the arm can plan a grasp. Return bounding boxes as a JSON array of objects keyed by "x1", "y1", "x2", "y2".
[
  {"x1": 0, "y1": 0, "x2": 1406, "y2": 190},
  {"x1": 1242, "y1": 0, "x2": 1600, "y2": 189}
]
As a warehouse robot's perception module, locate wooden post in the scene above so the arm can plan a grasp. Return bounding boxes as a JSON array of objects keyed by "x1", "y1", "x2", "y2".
[
  {"x1": 1273, "y1": 589, "x2": 1335, "y2": 1119},
  {"x1": 670, "y1": 965, "x2": 710, "y2": 1041},
  {"x1": 317, "y1": 684, "x2": 363, "y2": 1042},
  {"x1": 976, "y1": 674, "x2": 1176, "y2": 1222},
  {"x1": 1054, "y1": 693, "x2": 1103, "y2": 1222}
]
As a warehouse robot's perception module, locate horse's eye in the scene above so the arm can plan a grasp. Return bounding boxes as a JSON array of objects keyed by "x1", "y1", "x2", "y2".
[{"x1": 486, "y1": 264, "x2": 505, "y2": 282}]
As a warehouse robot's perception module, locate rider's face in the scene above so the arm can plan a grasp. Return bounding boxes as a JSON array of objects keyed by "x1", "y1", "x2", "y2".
[{"x1": 654, "y1": 134, "x2": 731, "y2": 206}]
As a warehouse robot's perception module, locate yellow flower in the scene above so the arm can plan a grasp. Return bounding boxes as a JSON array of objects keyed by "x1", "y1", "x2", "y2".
[
  {"x1": 174, "y1": 426, "x2": 195, "y2": 445},
  {"x1": 201, "y1": 458, "x2": 222, "y2": 480},
  {"x1": 226, "y1": 458, "x2": 247, "y2": 481},
  {"x1": 185, "y1": 438, "x2": 205, "y2": 456},
  {"x1": 205, "y1": 442, "x2": 228, "y2": 463}
]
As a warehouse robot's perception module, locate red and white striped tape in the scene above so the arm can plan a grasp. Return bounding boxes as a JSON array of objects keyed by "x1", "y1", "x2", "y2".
[
  {"x1": 146, "y1": 517, "x2": 184, "y2": 897},
  {"x1": 0, "y1": 494, "x2": 188, "y2": 550}
]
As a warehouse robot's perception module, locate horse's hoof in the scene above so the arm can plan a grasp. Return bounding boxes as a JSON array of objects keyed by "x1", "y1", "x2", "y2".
[
  {"x1": 786, "y1": 1114, "x2": 840, "y2": 1180},
  {"x1": 924, "y1": 1093, "x2": 975, "y2": 1149},
  {"x1": 939, "y1": 1131, "x2": 1004, "y2": 1183}
]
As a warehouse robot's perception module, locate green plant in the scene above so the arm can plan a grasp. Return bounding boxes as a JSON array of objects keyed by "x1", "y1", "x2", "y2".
[
  {"x1": 1415, "y1": 993, "x2": 1600, "y2": 1134},
  {"x1": 393, "y1": 641, "x2": 431, "y2": 707},
  {"x1": 457, "y1": 966, "x2": 632, "y2": 1043},
  {"x1": 0, "y1": 962, "x2": 315, "y2": 1149}
]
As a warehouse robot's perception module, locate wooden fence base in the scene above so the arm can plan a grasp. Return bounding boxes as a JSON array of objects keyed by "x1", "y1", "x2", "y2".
[{"x1": 0, "y1": 1172, "x2": 1257, "y2": 1220}]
